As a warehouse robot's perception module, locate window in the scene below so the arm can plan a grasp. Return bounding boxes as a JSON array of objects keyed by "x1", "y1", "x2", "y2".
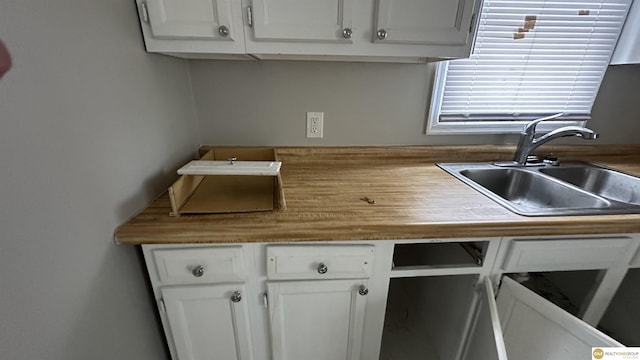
[{"x1": 427, "y1": 0, "x2": 633, "y2": 134}]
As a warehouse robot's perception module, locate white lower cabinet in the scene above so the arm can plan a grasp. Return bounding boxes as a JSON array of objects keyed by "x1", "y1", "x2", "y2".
[
  {"x1": 598, "y1": 268, "x2": 640, "y2": 346},
  {"x1": 265, "y1": 244, "x2": 375, "y2": 360},
  {"x1": 498, "y1": 237, "x2": 632, "y2": 273},
  {"x1": 380, "y1": 274, "x2": 624, "y2": 360},
  {"x1": 494, "y1": 236, "x2": 639, "y2": 325},
  {"x1": 161, "y1": 284, "x2": 254, "y2": 360},
  {"x1": 142, "y1": 236, "x2": 638, "y2": 360},
  {"x1": 631, "y1": 247, "x2": 640, "y2": 268},
  {"x1": 491, "y1": 277, "x2": 622, "y2": 360},
  {"x1": 267, "y1": 280, "x2": 368, "y2": 360},
  {"x1": 144, "y1": 243, "x2": 379, "y2": 360},
  {"x1": 462, "y1": 278, "x2": 508, "y2": 360},
  {"x1": 381, "y1": 274, "x2": 482, "y2": 360}
]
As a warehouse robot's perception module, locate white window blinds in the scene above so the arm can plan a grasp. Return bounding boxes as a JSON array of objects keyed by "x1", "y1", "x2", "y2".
[{"x1": 436, "y1": 0, "x2": 632, "y2": 124}]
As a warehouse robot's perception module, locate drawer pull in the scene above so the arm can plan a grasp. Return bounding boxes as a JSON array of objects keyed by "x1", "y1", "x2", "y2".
[
  {"x1": 231, "y1": 291, "x2": 242, "y2": 303},
  {"x1": 317, "y1": 263, "x2": 328, "y2": 274},
  {"x1": 191, "y1": 265, "x2": 205, "y2": 278},
  {"x1": 358, "y1": 285, "x2": 369, "y2": 296}
]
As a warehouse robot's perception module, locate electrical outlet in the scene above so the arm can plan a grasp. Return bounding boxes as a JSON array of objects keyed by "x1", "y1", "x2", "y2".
[{"x1": 306, "y1": 112, "x2": 324, "y2": 138}]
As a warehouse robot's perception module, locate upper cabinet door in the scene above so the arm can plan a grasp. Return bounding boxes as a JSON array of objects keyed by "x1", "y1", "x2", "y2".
[
  {"x1": 496, "y1": 277, "x2": 623, "y2": 360},
  {"x1": 145, "y1": 0, "x2": 240, "y2": 41},
  {"x1": 462, "y1": 278, "x2": 509, "y2": 360},
  {"x1": 374, "y1": 0, "x2": 476, "y2": 45},
  {"x1": 250, "y1": 0, "x2": 353, "y2": 43},
  {"x1": 161, "y1": 284, "x2": 254, "y2": 360}
]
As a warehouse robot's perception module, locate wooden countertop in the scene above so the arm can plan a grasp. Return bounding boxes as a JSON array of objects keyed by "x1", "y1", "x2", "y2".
[{"x1": 116, "y1": 145, "x2": 640, "y2": 245}]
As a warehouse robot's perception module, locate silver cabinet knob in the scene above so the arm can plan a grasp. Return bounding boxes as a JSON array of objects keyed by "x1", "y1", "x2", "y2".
[
  {"x1": 231, "y1": 291, "x2": 242, "y2": 303},
  {"x1": 192, "y1": 265, "x2": 205, "y2": 278},
  {"x1": 218, "y1": 25, "x2": 230, "y2": 37},
  {"x1": 358, "y1": 285, "x2": 369, "y2": 296},
  {"x1": 342, "y1": 28, "x2": 353, "y2": 39},
  {"x1": 317, "y1": 263, "x2": 328, "y2": 274},
  {"x1": 376, "y1": 29, "x2": 388, "y2": 40}
]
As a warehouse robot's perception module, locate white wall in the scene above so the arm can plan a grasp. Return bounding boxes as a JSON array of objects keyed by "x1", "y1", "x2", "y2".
[
  {"x1": 0, "y1": 1, "x2": 198, "y2": 359},
  {"x1": 189, "y1": 60, "x2": 640, "y2": 146}
]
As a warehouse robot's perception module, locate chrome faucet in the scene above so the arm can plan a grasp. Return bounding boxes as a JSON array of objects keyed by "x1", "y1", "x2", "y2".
[{"x1": 513, "y1": 113, "x2": 598, "y2": 165}]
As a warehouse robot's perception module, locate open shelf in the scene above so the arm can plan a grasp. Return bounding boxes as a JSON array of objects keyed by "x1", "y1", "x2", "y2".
[
  {"x1": 506, "y1": 270, "x2": 600, "y2": 318},
  {"x1": 391, "y1": 242, "x2": 486, "y2": 276},
  {"x1": 380, "y1": 274, "x2": 478, "y2": 360}
]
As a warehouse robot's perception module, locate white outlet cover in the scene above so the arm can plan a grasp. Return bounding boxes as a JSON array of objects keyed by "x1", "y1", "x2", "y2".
[{"x1": 306, "y1": 112, "x2": 324, "y2": 138}]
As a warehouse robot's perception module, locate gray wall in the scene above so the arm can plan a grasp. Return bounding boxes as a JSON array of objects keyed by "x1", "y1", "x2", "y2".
[
  {"x1": 189, "y1": 60, "x2": 640, "y2": 146},
  {"x1": 0, "y1": 1, "x2": 198, "y2": 359},
  {"x1": 0, "y1": 1, "x2": 637, "y2": 358}
]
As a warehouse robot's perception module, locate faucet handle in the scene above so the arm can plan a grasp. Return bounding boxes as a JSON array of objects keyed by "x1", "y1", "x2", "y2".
[
  {"x1": 543, "y1": 154, "x2": 559, "y2": 166},
  {"x1": 522, "y1": 113, "x2": 564, "y2": 134}
]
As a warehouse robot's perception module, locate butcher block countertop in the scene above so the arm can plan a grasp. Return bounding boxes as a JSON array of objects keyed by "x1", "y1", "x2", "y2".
[{"x1": 116, "y1": 145, "x2": 640, "y2": 245}]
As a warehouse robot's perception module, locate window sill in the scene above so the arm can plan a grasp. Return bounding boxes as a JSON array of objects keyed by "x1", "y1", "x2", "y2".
[{"x1": 426, "y1": 120, "x2": 587, "y2": 135}]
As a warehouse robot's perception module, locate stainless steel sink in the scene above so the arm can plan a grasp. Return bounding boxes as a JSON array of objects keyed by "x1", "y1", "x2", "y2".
[
  {"x1": 540, "y1": 165, "x2": 640, "y2": 206},
  {"x1": 438, "y1": 162, "x2": 640, "y2": 216}
]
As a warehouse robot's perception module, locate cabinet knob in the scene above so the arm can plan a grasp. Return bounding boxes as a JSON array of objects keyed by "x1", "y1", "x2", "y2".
[
  {"x1": 376, "y1": 29, "x2": 388, "y2": 40},
  {"x1": 218, "y1": 25, "x2": 230, "y2": 37},
  {"x1": 342, "y1": 28, "x2": 353, "y2": 39},
  {"x1": 358, "y1": 285, "x2": 369, "y2": 296},
  {"x1": 231, "y1": 291, "x2": 242, "y2": 303},
  {"x1": 317, "y1": 263, "x2": 328, "y2": 274},
  {"x1": 191, "y1": 265, "x2": 205, "y2": 278}
]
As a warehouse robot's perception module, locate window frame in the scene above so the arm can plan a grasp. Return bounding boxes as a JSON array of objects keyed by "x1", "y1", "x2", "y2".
[{"x1": 424, "y1": 0, "x2": 632, "y2": 135}]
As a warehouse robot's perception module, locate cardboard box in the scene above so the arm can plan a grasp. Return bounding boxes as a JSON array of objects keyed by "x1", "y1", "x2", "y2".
[{"x1": 168, "y1": 147, "x2": 286, "y2": 216}]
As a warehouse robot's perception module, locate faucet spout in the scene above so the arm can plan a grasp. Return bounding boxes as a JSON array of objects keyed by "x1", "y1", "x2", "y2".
[
  {"x1": 513, "y1": 115, "x2": 598, "y2": 165},
  {"x1": 534, "y1": 126, "x2": 598, "y2": 144}
]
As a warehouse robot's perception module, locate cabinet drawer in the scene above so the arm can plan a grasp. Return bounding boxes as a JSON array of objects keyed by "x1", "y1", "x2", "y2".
[
  {"x1": 152, "y1": 247, "x2": 245, "y2": 284},
  {"x1": 267, "y1": 245, "x2": 374, "y2": 280},
  {"x1": 501, "y1": 238, "x2": 632, "y2": 272}
]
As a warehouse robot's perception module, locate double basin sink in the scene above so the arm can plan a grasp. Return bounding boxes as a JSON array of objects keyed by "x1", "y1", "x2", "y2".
[{"x1": 438, "y1": 161, "x2": 640, "y2": 216}]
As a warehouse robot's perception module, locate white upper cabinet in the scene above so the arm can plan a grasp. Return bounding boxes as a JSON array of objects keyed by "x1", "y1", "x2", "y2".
[
  {"x1": 145, "y1": 0, "x2": 234, "y2": 40},
  {"x1": 136, "y1": 0, "x2": 480, "y2": 61},
  {"x1": 250, "y1": 0, "x2": 353, "y2": 43},
  {"x1": 137, "y1": 0, "x2": 249, "y2": 57},
  {"x1": 373, "y1": 0, "x2": 476, "y2": 46}
]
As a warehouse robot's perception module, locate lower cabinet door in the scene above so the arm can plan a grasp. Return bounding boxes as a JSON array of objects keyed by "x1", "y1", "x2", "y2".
[
  {"x1": 496, "y1": 277, "x2": 623, "y2": 360},
  {"x1": 267, "y1": 279, "x2": 368, "y2": 360},
  {"x1": 462, "y1": 278, "x2": 509, "y2": 360},
  {"x1": 161, "y1": 284, "x2": 254, "y2": 360}
]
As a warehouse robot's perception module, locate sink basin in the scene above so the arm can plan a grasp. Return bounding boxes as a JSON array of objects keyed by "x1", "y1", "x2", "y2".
[
  {"x1": 460, "y1": 168, "x2": 610, "y2": 211},
  {"x1": 438, "y1": 162, "x2": 640, "y2": 216},
  {"x1": 540, "y1": 165, "x2": 640, "y2": 206}
]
